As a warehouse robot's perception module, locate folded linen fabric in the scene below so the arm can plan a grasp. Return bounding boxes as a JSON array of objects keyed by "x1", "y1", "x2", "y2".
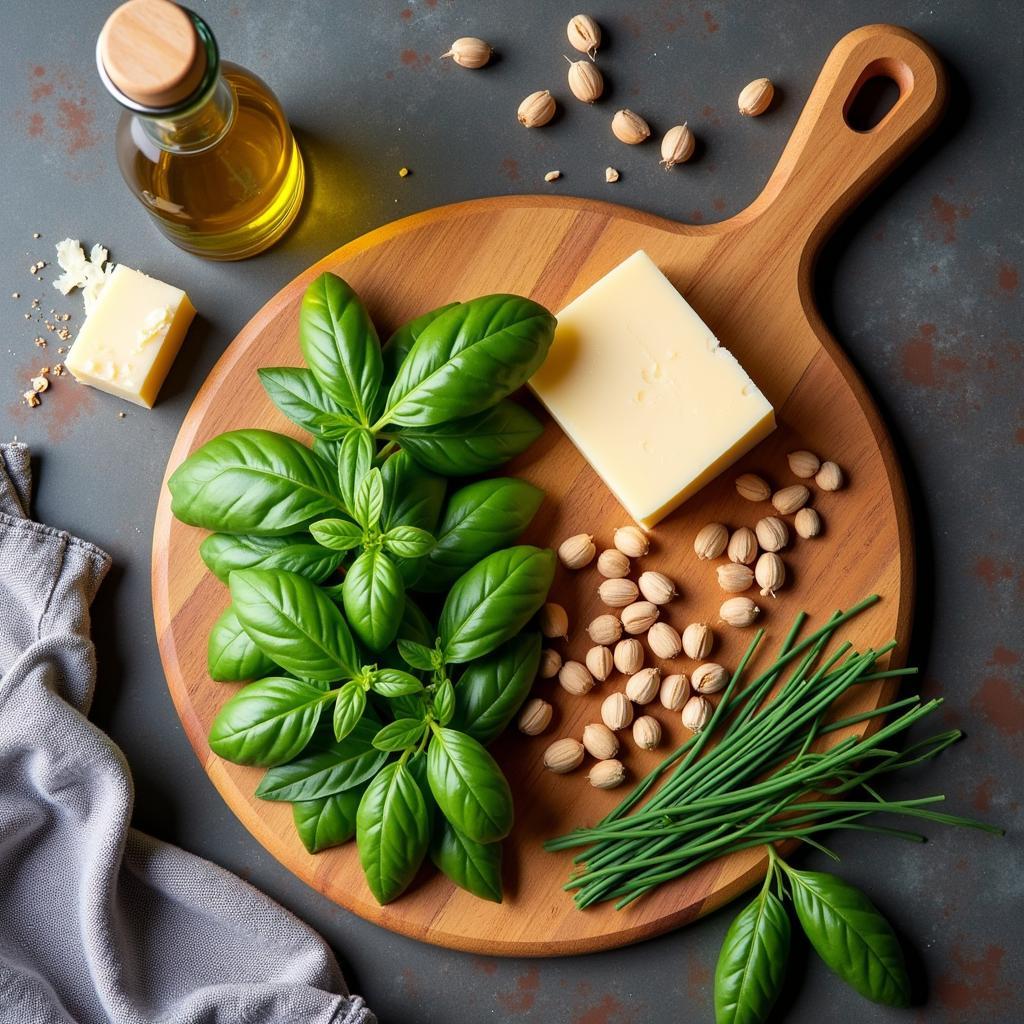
[{"x1": 0, "y1": 443, "x2": 375, "y2": 1024}]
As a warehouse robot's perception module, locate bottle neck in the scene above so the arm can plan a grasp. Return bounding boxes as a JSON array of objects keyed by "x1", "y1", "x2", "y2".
[{"x1": 137, "y1": 71, "x2": 235, "y2": 154}]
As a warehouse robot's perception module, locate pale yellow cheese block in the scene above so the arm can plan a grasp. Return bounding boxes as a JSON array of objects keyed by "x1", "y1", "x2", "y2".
[
  {"x1": 64, "y1": 264, "x2": 195, "y2": 408},
  {"x1": 530, "y1": 250, "x2": 775, "y2": 529}
]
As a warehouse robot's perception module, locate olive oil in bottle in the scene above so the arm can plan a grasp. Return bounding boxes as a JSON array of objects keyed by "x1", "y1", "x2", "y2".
[{"x1": 97, "y1": 0, "x2": 304, "y2": 260}]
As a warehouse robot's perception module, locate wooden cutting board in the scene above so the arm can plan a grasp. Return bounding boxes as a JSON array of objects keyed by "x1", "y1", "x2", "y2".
[{"x1": 152, "y1": 25, "x2": 943, "y2": 956}]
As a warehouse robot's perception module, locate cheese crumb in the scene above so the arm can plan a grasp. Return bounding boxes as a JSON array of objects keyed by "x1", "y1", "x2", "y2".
[
  {"x1": 53, "y1": 239, "x2": 114, "y2": 313},
  {"x1": 23, "y1": 391, "x2": 40, "y2": 408}
]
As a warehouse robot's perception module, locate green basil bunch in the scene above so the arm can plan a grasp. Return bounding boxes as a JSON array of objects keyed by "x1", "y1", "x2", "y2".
[
  {"x1": 714, "y1": 849, "x2": 911, "y2": 1023},
  {"x1": 168, "y1": 273, "x2": 559, "y2": 905}
]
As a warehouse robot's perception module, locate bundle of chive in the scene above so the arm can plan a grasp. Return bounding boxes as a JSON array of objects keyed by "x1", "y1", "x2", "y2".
[{"x1": 546, "y1": 596, "x2": 999, "y2": 910}]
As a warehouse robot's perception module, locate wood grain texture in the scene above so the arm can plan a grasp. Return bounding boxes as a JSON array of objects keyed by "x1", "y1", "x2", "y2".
[{"x1": 152, "y1": 26, "x2": 943, "y2": 956}]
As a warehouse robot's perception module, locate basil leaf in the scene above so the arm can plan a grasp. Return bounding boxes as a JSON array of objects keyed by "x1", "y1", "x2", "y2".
[
  {"x1": 451, "y1": 632, "x2": 541, "y2": 744},
  {"x1": 169, "y1": 429, "x2": 342, "y2": 535},
  {"x1": 342, "y1": 548, "x2": 405, "y2": 652},
  {"x1": 714, "y1": 888, "x2": 791, "y2": 1024},
  {"x1": 426, "y1": 727, "x2": 513, "y2": 843},
  {"x1": 230, "y1": 568, "x2": 359, "y2": 682},
  {"x1": 333, "y1": 680, "x2": 367, "y2": 742},
  {"x1": 432, "y1": 678, "x2": 456, "y2": 726},
  {"x1": 430, "y1": 817, "x2": 502, "y2": 903},
  {"x1": 383, "y1": 525, "x2": 435, "y2": 559},
  {"x1": 380, "y1": 450, "x2": 445, "y2": 585},
  {"x1": 373, "y1": 717, "x2": 427, "y2": 752},
  {"x1": 397, "y1": 639, "x2": 436, "y2": 671},
  {"x1": 299, "y1": 272, "x2": 382, "y2": 425},
  {"x1": 352, "y1": 468, "x2": 384, "y2": 530},
  {"x1": 200, "y1": 532, "x2": 342, "y2": 585},
  {"x1": 381, "y1": 302, "x2": 460, "y2": 384},
  {"x1": 309, "y1": 518, "x2": 363, "y2": 552},
  {"x1": 257, "y1": 366, "x2": 354, "y2": 437},
  {"x1": 209, "y1": 677, "x2": 326, "y2": 766},
  {"x1": 255, "y1": 716, "x2": 386, "y2": 801},
  {"x1": 398, "y1": 400, "x2": 543, "y2": 476},
  {"x1": 292, "y1": 786, "x2": 364, "y2": 853},
  {"x1": 382, "y1": 295, "x2": 556, "y2": 427},
  {"x1": 419, "y1": 478, "x2": 544, "y2": 592},
  {"x1": 357, "y1": 762, "x2": 430, "y2": 904},
  {"x1": 371, "y1": 668, "x2": 424, "y2": 697},
  {"x1": 337, "y1": 428, "x2": 375, "y2": 511},
  {"x1": 207, "y1": 605, "x2": 276, "y2": 682},
  {"x1": 788, "y1": 868, "x2": 910, "y2": 1007},
  {"x1": 438, "y1": 546, "x2": 555, "y2": 664},
  {"x1": 312, "y1": 436, "x2": 342, "y2": 469}
]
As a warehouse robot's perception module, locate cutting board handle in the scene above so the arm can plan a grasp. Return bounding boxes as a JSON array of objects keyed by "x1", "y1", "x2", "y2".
[{"x1": 747, "y1": 24, "x2": 946, "y2": 257}]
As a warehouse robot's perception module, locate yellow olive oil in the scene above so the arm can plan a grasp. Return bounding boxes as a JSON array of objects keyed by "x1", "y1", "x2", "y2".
[{"x1": 99, "y1": 2, "x2": 304, "y2": 260}]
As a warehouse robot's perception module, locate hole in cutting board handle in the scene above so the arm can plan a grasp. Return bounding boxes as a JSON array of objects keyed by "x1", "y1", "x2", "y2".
[{"x1": 843, "y1": 57, "x2": 912, "y2": 133}]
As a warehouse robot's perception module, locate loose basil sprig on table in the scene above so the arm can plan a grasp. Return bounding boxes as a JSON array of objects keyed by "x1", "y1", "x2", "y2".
[{"x1": 168, "y1": 272, "x2": 558, "y2": 906}]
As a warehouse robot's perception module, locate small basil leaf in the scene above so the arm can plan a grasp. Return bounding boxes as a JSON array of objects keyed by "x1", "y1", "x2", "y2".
[
  {"x1": 207, "y1": 605, "x2": 277, "y2": 682},
  {"x1": 451, "y1": 632, "x2": 541, "y2": 745},
  {"x1": 371, "y1": 668, "x2": 424, "y2": 697},
  {"x1": 200, "y1": 532, "x2": 342, "y2": 585},
  {"x1": 430, "y1": 817, "x2": 502, "y2": 903},
  {"x1": 257, "y1": 366, "x2": 353, "y2": 436},
  {"x1": 714, "y1": 888, "x2": 791, "y2": 1024},
  {"x1": 381, "y1": 302, "x2": 460, "y2": 384},
  {"x1": 788, "y1": 868, "x2": 911, "y2": 1007},
  {"x1": 383, "y1": 295, "x2": 556, "y2": 427},
  {"x1": 337, "y1": 427, "x2": 375, "y2": 511},
  {"x1": 383, "y1": 525, "x2": 436, "y2": 559},
  {"x1": 397, "y1": 639, "x2": 436, "y2": 671},
  {"x1": 255, "y1": 716, "x2": 386, "y2": 800},
  {"x1": 372, "y1": 717, "x2": 427, "y2": 752},
  {"x1": 333, "y1": 680, "x2": 367, "y2": 742},
  {"x1": 292, "y1": 786, "x2": 364, "y2": 853},
  {"x1": 426, "y1": 727, "x2": 513, "y2": 844},
  {"x1": 230, "y1": 568, "x2": 359, "y2": 681},
  {"x1": 299, "y1": 272, "x2": 382, "y2": 425},
  {"x1": 353, "y1": 468, "x2": 385, "y2": 530},
  {"x1": 438, "y1": 546, "x2": 556, "y2": 664},
  {"x1": 342, "y1": 548, "x2": 405, "y2": 652},
  {"x1": 209, "y1": 677, "x2": 326, "y2": 767},
  {"x1": 357, "y1": 762, "x2": 430, "y2": 905},
  {"x1": 169, "y1": 429, "x2": 342, "y2": 534},
  {"x1": 419, "y1": 478, "x2": 544, "y2": 592},
  {"x1": 432, "y1": 678, "x2": 456, "y2": 726},
  {"x1": 309, "y1": 517, "x2": 364, "y2": 552},
  {"x1": 379, "y1": 450, "x2": 445, "y2": 585},
  {"x1": 398, "y1": 400, "x2": 543, "y2": 476}
]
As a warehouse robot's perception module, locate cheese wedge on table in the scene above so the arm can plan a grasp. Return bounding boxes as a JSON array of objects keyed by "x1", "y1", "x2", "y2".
[
  {"x1": 530, "y1": 251, "x2": 774, "y2": 529},
  {"x1": 64, "y1": 264, "x2": 195, "y2": 408}
]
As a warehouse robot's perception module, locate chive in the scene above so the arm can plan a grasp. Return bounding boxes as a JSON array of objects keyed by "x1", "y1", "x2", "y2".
[{"x1": 544, "y1": 600, "x2": 1000, "y2": 910}]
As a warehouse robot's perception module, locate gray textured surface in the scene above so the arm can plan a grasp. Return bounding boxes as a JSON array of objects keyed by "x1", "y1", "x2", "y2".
[{"x1": 1, "y1": 2, "x2": 1021, "y2": 1022}]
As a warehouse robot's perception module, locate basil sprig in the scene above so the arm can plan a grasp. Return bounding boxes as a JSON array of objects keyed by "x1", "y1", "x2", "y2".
[{"x1": 170, "y1": 272, "x2": 559, "y2": 905}]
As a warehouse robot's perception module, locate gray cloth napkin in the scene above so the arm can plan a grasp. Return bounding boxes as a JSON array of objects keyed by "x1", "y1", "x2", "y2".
[{"x1": 0, "y1": 443, "x2": 375, "y2": 1024}]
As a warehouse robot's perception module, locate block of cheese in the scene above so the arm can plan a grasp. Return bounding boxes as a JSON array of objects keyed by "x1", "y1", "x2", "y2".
[
  {"x1": 64, "y1": 264, "x2": 195, "y2": 408},
  {"x1": 530, "y1": 250, "x2": 774, "y2": 528}
]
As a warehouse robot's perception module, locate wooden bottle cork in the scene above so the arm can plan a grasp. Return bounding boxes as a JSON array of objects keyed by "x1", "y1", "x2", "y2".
[{"x1": 99, "y1": 0, "x2": 207, "y2": 108}]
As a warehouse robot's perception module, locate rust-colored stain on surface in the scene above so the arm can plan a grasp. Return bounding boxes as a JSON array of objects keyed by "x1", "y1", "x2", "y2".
[
  {"x1": 27, "y1": 113, "x2": 44, "y2": 137},
  {"x1": 997, "y1": 263, "x2": 1019, "y2": 293},
  {"x1": 573, "y1": 993, "x2": 634, "y2": 1024},
  {"x1": 501, "y1": 157, "x2": 521, "y2": 183},
  {"x1": 988, "y1": 645, "x2": 1020, "y2": 667},
  {"x1": 973, "y1": 556, "x2": 1015, "y2": 589},
  {"x1": 472, "y1": 956, "x2": 497, "y2": 975},
  {"x1": 57, "y1": 97, "x2": 98, "y2": 155},
  {"x1": 496, "y1": 965, "x2": 540, "y2": 1013},
  {"x1": 703, "y1": 10, "x2": 720, "y2": 33},
  {"x1": 400, "y1": 49, "x2": 432, "y2": 71},
  {"x1": 971, "y1": 675, "x2": 1024, "y2": 737},
  {"x1": 400, "y1": 7, "x2": 413, "y2": 19},
  {"x1": 20, "y1": 64, "x2": 100, "y2": 159},
  {"x1": 928, "y1": 194, "x2": 972, "y2": 244},
  {"x1": 900, "y1": 323, "x2": 968, "y2": 388},
  {"x1": 935, "y1": 943, "x2": 1012, "y2": 1014},
  {"x1": 972, "y1": 776, "x2": 995, "y2": 813}
]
